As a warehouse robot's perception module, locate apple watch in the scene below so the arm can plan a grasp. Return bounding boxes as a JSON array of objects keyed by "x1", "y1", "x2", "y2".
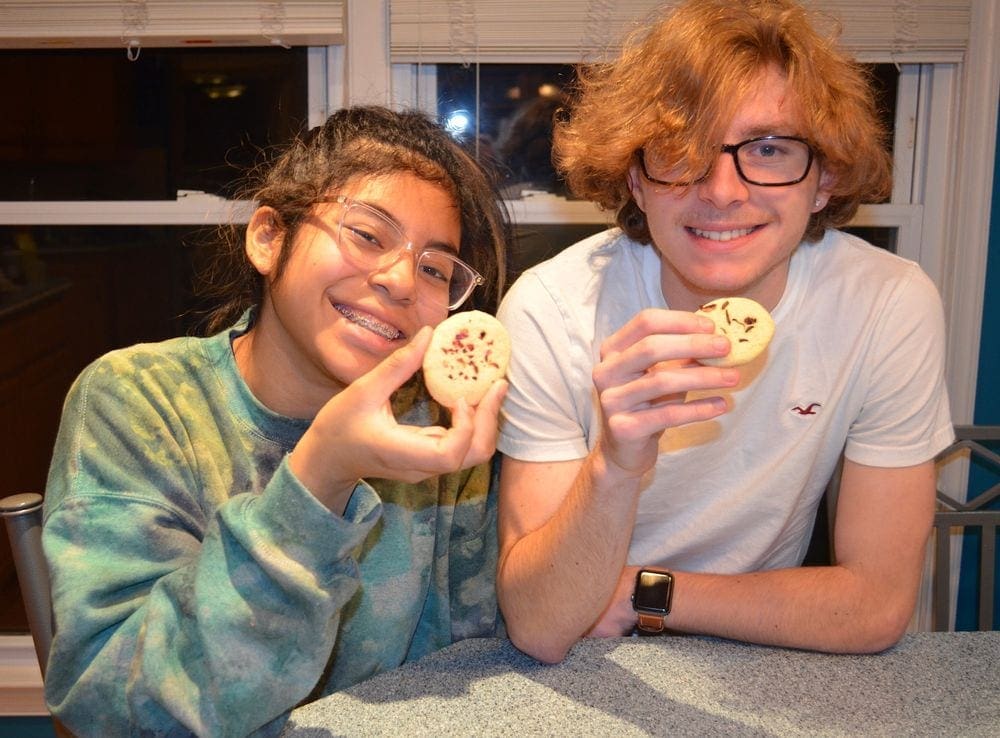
[{"x1": 631, "y1": 569, "x2": 674, "y2": 634}]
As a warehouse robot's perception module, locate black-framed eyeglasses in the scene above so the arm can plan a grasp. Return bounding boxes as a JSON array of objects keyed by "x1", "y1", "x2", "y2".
[
  {"x1": 315, "y1": 195, "x2": 484, "y2": 311},
  {"x1": 638, "y1": 136, "x2": 816, "y2": 187}
]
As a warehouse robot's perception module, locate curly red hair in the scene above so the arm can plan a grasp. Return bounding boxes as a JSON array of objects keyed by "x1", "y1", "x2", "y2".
[{"x1": 554, "y1": 0, "x2": 892, "y2": 244}]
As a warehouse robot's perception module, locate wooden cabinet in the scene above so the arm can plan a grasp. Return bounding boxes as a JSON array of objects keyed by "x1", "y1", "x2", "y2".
[
  {"x1": 0, "y1": 284, "x2": 76, "y2": 493},
  {"x1": 0, "y1": 283, "x2": 76, "y2": 631},
  {"x1": 0, "y1": 238, "x2": 196, "y2": 631}
]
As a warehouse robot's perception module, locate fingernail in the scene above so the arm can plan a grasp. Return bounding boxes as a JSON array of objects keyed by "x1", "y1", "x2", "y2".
[
  {"x1": 721, "y1": 369, "x2": 739, "y2": 383},
  {"x1": 712, "y1": 336, "x2": 730, "y2": 352}
]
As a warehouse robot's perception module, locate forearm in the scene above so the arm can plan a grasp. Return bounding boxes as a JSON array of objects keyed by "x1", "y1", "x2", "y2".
[
  {"x1": 631, "y1": 461, "x2": 936, "y2": 653},
  {"x1": 498, "y1": 451, "x2": 643, "y2": 663},
  {"x1": 663, "y1": 563, "x2": 920, "y2": 653}
]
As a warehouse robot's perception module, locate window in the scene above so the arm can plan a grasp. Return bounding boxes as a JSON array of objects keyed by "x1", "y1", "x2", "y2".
[
  {"x1": 0, "y1": 47, "x2": 308, "y2": 201},
  {"x1": 383, "y1": 0, "x2": 993, "y2": 347},
  {"x1": 0, "y1": 45, "x2": 318, "y2": 641},
  {"x1": 437, "y1": 63, "x2": 576, "y2": 198},
  {"x1": 0, "y1": 44, "x2": 311, "y2": 376}
]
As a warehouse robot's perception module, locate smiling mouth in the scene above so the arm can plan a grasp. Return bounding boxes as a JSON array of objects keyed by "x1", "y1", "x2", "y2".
[
  {"x1": 689, "y1": 226, "x2": 757, "y2": 242},
  {"x1": 333, "y1": 304, "x2": 405, "y2": 341}
]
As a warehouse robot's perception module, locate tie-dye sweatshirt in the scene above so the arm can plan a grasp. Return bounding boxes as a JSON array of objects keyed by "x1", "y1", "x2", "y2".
[{"x1": 42, "y1": 313, "x2": 499, "y2": 737}]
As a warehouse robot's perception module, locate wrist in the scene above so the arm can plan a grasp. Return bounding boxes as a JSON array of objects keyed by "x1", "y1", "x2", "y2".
[
  {"x1": 631, "y1": 568, "x2": 675, "y2": 634},
  {"x1": 589, "y1": 441, "x2": 651, "y2": 488},
  {"x1": 288, "y1": 444, "x2": 359, "y2": 516}
]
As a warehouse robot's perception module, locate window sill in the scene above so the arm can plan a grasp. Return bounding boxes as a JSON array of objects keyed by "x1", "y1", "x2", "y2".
[{"x1": 0, "y1": 635, "x2": 45, "y2": 716}]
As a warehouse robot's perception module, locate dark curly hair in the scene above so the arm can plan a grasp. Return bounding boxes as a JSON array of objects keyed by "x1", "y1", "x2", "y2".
[{"x1": 198, "y1": 106, "x2": 510, "y2": 334}]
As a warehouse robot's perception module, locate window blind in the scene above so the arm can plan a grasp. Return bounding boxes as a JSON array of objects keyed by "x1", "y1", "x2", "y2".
[
  {"x1": 389, "y1": 0, "x2": 971, "y2": 64},
  {"x1": 0, "y1": 1, "x2": 344, "y2": 49}
]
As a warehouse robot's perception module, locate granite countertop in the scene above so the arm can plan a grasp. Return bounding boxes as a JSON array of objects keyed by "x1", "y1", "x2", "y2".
[{"x1": 284, "y1": 632, "x2": 1000, "y2": 736}]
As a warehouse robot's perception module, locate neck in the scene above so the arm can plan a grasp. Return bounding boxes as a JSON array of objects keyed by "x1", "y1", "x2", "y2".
[
  {"x1": 232, "y1": 320, "x2": 336, "y2": 420},
  {"x1": 657, "y1": 257, "x2": 788, "y2": 313}
]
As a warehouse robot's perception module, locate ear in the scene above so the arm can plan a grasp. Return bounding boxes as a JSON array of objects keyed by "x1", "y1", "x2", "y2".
[
  {"x1": 245, "y1": 206, "x2": 284, "y2": 276},
  {"x1": 627, "y1": 163, "x2": 648, "y2": 212},
  {"x1": 811, "y1": 168, "x2": 836, "y2": 213}
]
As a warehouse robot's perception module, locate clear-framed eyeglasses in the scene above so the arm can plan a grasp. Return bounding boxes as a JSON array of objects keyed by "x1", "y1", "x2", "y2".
[
  {"x1": 638, "y1": 136, "x2": 816, "y2": 188},
  {"x1": 316, "y1": 195, "x2": 484, "y2": 311}
]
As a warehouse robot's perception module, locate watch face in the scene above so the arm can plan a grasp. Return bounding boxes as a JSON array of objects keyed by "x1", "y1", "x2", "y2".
[{"x1": 634, "y1": 570, "x2": 673, "y2": 613}]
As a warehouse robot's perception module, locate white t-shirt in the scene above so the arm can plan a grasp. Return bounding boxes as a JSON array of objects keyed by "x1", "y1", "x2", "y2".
[{"x1": 497, "y1": 228, "x2": 954, "y2": 572}]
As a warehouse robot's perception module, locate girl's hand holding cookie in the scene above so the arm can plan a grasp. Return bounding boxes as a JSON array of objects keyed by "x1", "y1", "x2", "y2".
[{"x1": 291, "y1": 325, "x2": 506, "y2": 515}]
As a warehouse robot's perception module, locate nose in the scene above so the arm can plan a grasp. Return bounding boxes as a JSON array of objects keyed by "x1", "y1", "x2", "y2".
[
  {"x1": 368, "y1": 243, "x2": 418, "y2": 304},
  {"x1": 696, "y1": 150, "x2": 750, "y2": 209}
]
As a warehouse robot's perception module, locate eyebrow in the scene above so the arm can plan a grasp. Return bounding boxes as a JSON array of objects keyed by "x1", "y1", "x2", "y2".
[
  {"x1": 357, "y1": 199, "x2": 461, "y2": 255},
  {"x1": 733, "y1": 126, "x2": 802, "y2": 141}
]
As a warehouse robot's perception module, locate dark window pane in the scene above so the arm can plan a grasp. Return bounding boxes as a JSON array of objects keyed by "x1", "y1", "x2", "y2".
[
  {"x1": 866, "y1": 63, "x2": 899, "y2": 205},
  {"x1": 843, "y1": 225, "x2": 897, "y2": 253},
  {"x1": 510, "y1": 223, "x2": 607, "y2": 281},
  {"x1": 0, "y1": 48, "x2": 308, "y2": 200},
  {"x1": 437, "y1": 63, "x2": 577, "y2": 198},
  {"x1": 869, "y1": 64, "x2": 900, "y2": 152},
  {"x1": 0, "y1": 224, "x2": 212, "y2": 341}
]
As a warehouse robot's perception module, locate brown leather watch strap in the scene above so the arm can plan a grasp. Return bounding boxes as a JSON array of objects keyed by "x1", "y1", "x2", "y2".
[{"x1": 636, "y1": 612, "x2": 667, "y2": 633}]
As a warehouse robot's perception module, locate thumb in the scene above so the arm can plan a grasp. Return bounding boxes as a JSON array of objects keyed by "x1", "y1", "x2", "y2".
[{"x1": 360, "y1": 326, "x2": 433, "y2": 396}]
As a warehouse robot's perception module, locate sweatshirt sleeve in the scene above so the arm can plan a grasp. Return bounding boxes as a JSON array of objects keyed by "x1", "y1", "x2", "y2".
[{"x1": 42, "y1": 357, "x2": 382, "y2": 738}]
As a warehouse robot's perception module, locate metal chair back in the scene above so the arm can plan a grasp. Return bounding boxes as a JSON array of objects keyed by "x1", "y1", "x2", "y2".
[
  {"x1": 932, "y1": 425, "x2": 1000, "y2": 631},
  {"x1": 1, "y1": 492, "x2": 52, "y2": 677}
]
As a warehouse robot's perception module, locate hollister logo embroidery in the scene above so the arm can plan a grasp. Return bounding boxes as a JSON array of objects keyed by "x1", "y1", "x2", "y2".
[{"x1": 790, "y1": 403, "x2": 822, "y2": 416}]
